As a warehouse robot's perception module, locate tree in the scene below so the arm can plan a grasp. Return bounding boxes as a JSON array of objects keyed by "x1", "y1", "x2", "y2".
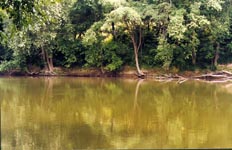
[
  {"x1": 5, "y1": 0, "x2": 68, "y2": 73},
  {"x1": 199, "y1": 0, "x2": 228, "y2": 67},
  {"x1": 184, "y1": 2, "x2": 210, "y2": 66},
  {"x1": 102, "y1": 6, "x2": 145, "y2": 76}
]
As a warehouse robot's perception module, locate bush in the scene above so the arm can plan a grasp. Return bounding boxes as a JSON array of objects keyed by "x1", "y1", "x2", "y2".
[{"x1": 0, "y1": 60, "x2": 19, "y2": 72}]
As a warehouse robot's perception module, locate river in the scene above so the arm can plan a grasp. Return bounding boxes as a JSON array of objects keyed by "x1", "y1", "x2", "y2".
[{"x1": 1, "y1": 77, "x2": 232, "y2": 149}]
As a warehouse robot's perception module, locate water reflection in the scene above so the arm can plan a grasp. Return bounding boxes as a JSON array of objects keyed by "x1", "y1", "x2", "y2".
[{"x1": 0, "y1": 77, "x2": 232, "y2": 149}]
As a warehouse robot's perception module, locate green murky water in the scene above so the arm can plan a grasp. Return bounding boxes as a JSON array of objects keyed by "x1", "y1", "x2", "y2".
[{"x1": 1, "y1": 77, "x2": 232, "y2": 149}]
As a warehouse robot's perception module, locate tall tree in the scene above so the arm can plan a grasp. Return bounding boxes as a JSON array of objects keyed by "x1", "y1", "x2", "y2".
[{"x1": 102, "y1": 6, "x2": 145, "y2": 76}]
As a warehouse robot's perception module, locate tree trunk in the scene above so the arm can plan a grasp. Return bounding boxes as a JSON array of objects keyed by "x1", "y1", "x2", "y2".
[
  {"x1": 41, "y1": 46, "x2": 54, "y2": 72},
  {"x1": 192, "y1": 48, "x2": 196, "y2": 65},
  {"x1": 131, "y1": 36, "x2": 144, "y2": 77},
  {"x1": 125, "y1": 21, "x2": 144, "y2": 78},
  {"x1": 45, "y1": 49, "x2": 52, "y2": 72},
  {"x1": 130, "y1": 26, "x2": 144, "y2": 77},
  {"x1": 41, "y1": 46, "x2": 49, "y2": 71},
  {"x1": 48, "y1": 57, "x2": 54, "y2": 72},
  {"x1": 112, "y1": 22, "x2": 116, "y2": 39},
  {"x1": 214, "y1": 42, "x2": 220, "y2": 66}
]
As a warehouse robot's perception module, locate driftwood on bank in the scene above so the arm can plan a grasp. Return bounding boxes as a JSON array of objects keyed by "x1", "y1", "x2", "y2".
[
  {"x1": 193, "y1": 70, "x2": 232, "y2": 81},
  {"x1": 153, "y1": 70, "x2": 232, "y2": 83},
  {"x1": 154, "y1": 74, "x2": 188, "y2": 84}
]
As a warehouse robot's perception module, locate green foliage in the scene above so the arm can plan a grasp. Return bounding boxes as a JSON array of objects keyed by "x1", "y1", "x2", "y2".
[
  {"x1": 70, "y1": 0, "x2": 105, "y2": 37},
  {"x1": 0, "y1": 60, "x2": 19, "y2": 72},
  {"x1": 102, "y1": 42, "x2": 123, "y2": 71},
  {"x1": 168, "y1": 9, "x2": 187, "y2": 41},
  {"x1": 1, "y1": 0, "x2": 232, "y2": 73},
  {"x1": 55, "y1": 40, "x2": 85, "y2": 68},
  {"x1": 155, "y1": 36, "x2": 175, "y2": 69},
  {"x1": 0, "y1": 0, "x2": 35, "y2": 29},
  {"x1": 83, "y1": 36, "x2": 123, "y2": 71}
]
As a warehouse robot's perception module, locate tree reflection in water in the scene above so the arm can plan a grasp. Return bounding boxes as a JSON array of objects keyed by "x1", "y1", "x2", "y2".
[{"x1": 1, "y1": 78, "x2": 232, "y2": 149}]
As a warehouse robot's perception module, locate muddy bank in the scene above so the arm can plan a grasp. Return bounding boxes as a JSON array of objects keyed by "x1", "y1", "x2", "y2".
[{"x1": 1, "y1": 66, "x2": 232, "y2": 82}]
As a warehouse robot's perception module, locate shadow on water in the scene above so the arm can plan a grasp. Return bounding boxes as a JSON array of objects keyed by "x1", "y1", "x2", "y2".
[{"x1": 0, "y1": 77, "x2": 232, "y2": 149}]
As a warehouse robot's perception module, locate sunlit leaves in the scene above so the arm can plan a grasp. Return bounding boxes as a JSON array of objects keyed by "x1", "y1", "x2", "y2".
[
  {"x1": 187, "y1": 14, "x2": 210, "y2": 29},
  {"x1": 140, "y1": 4, "x2": 158, "y2": 21},
  {"x1": 106, "y1": 6, "x2": 143, "y2": 27},
  {"x1": 206, "y1": 0, "x2": 224, "y2": 11},
  {"x1": 82, "y1": 28, "x2": 98, "y2": 46},
  {"x1": 100, "y1": 0, "x2": 128, "y2": 8},
  {"x1": 168, "y1": 9, "x2": 187, "y2": 41}
]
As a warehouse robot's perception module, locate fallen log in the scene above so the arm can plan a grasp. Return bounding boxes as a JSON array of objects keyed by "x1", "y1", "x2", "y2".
[
  {"x1": 215, "y1": 70, "x2": 232, "y2": 76},
  {"x1": 152, "y1": 70, "x2": 232, "y2": 82},
  {"x1": 193, "y1": 70, "x2": 232, "y2": 81},
  {"x1": 154, "y1": 74, "x2": 186, "y2": 81}
]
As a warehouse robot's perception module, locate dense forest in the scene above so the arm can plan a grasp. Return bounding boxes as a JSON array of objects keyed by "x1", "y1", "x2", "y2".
[{"x1": 0, "y1": 0, "x2": 232, "y2": 76}]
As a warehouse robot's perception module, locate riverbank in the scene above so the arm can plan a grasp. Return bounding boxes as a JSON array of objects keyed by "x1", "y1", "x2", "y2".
[{"x1": 1, "y1": 65, "x2": 232, "y2": 81}]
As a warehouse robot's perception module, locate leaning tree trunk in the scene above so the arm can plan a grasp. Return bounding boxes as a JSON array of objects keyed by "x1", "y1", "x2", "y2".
[
  {"x1": 130, "y1": 27, "x2": 145, "y2": 77},
  {"x1": 133, "y1": 43, "x2": 144, "y2": 76}
]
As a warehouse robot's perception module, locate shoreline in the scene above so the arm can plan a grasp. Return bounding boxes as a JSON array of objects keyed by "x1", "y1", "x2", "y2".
[{"x1": 1, "y1": 67, "x2": 232, "y2": 82}]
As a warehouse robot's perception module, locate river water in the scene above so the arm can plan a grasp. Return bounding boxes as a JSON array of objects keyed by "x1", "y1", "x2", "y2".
[{"x1": 1, "y1": 77, "x2": 232, "y2": 149}]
